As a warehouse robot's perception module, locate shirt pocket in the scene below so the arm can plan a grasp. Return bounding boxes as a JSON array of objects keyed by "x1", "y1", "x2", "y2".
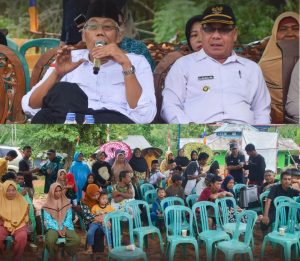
[{"x1": 103, "y1": 74, "x2": 127, "y2": 104}]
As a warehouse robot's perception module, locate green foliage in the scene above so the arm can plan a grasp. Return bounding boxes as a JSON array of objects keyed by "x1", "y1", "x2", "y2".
[
  {"x1": 153, "y1": 0, "x2": 199, "y2": 42},
  {"x1": 153, "y1": 0, "x2": 299, "y2": 43},
  {"x1": 275, "y1": 125, "x2": 300, "y2": 145},
  {"x1": 0, "y1": 0, "x2": 62, "y2": 38}
]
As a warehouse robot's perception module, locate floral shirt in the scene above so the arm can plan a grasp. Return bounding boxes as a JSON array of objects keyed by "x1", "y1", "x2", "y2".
[
  {"x1": 80, "y1": 201, "x2": 96, "y2": 229},
  {"x1": 44, "y1": 208, "x2": 74, "y2": 231}
]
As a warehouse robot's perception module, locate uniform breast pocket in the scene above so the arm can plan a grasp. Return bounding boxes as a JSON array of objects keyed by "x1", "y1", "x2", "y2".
[{"x1": 227, "y1": 74, "x2": 250, "y2": 101}]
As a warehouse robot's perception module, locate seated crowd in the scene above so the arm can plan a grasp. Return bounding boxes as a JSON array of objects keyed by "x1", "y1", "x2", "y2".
[
  {"x1": 1, "y1": 1, "x2": 299, "y2": 124},
  {"x1": 0, "y1": 144, "x2": 300, "y2": 260}
]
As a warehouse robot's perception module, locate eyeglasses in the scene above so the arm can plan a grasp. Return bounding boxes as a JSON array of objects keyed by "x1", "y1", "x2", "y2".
[
  {"x1": 202, "y1": 25, "x2": 235, "y2": 35},
  {"x1": 83, "y1": 22, "x2": 119, "y2": 32}
]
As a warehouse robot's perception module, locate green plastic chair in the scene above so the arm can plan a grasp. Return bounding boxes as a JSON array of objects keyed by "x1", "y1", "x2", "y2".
[
  {"x1": 4, "y1": 236, "x2": 23, "y2": 261},
  {"x1": 215, "y1": 197, "x2": 247, "y2": 234},
  {"x1": 232, "y1": 184, "x2": 246, "y2": 197},
  {"x1": 186, "y1": 194, "x2": 199, "y2": 208},
  {"x1": 125, "y1": 200, "x2": 164, "y2": 253},
  {"x1": 214, "y1": 210, "x2": 257, "y2": 261},
  {"x1": 144, "y1": 190, "x2": 157, "y2": 209},
  {"x1": 261, "y1": 202, "x2": 300, "y2": 261},
  {"x1": 103, "y1": 211, "x2": 147, "y2": 261},
  {"x1": 19, "y1": 38, "x2": 60, "y2": 57},
  {"x1": 274, "y1": 196, "x2": 294, "y2": 210},
  {"x1": 160, "y1": 197, "x2": 185, "y2": 210},
  {"x1": 161, "y1": 179, "x2": 167, "y2": 189},
  {"x1": 161, "y1": 197, "x2": 188, "y2": 235},
  {"x1": 140, "y1": 183, "x2": 155, "y2": 200},
  {"x1": 6, "y1": 38, "x2": 18, "y2": 51},
  {"x1": 165, "y1": 205, "x2": 199, "y2": 261},
  {"x1": 40, "y1": 209, "x2": 76, "y2": 261},
  {"x1": 259, "y1": 190, "x2": 270, "y2": 214},
  {"x1": 192, "y1": 201, "x2": 230, "y2": 261},
  {"x1": 106, "y1": 185, "x2": 113, "y2": 202}
]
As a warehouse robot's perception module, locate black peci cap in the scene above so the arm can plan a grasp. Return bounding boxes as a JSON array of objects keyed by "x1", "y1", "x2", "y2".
[
  {"x1": 86, "y1": 0, "x2": 123, "y2": 25},
  {"x1": 202, "y1": 4, "x2": 236, "y2": 25}
]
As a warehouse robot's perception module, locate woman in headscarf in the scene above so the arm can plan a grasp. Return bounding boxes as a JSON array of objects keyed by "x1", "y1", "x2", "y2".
[
  {"x1": 160, "y1": 150, "x2": 174, "y2": 173},
  {"x1": 129, "y1": 148, "x2": 148, "y2": 184},
  {"x1": 92, "y1": 151, "x2": 112, "y2": 189},
  {"x1": 111, "y1": 151, "x2": 132, "y2": 183},
  {"x1": 42, "y1": 183, "x2": 80, "y2": 259},
  {"x1": 190, "y1": 150, "x2": 198, "y2": 161},
  {"x1": 0, "y1": 181, "x2": 29, "y2": 261},
  {"x1": 70, "y1": 151, "x2": 91, "y2": 202},
  {"x1": 259, "y1": 11, "x2": 299, "y2": 123},
  {"x1": 185, "y1": 15, "x2": 203, "y2": 52},
  {"x1": 80, "y1": 184, "x2": 105, "y2": 253},
  {"x1": 174, "y1": 148, "x2": 190, "y2": 170},
  {"x1": 221, "y1": 175, "x2": 235, "y2": 194}
]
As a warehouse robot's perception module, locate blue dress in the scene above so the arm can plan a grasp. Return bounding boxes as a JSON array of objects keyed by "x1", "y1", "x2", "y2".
[{"x1": 70, "y1": 152, "x2": 91, "y2": 201}]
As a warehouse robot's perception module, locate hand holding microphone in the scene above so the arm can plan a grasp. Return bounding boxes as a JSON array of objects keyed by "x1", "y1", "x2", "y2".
[{"x1": 93, "y1": 40, "x2": 106, "y2": 74}]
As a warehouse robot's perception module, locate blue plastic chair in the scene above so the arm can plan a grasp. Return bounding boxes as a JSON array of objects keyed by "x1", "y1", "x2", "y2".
[
  {"x1": 161, "y1": 197, "x2": 189, "y2": 236},
  {"x1": 125, "y1": 200, "x2": 164, "y2": 253},
  {"x1": 214, "y1": 210, "x2": 257, "y2": 261},
  {"x1": 40, "y1": 209, "x2": 76, "y2": 261},
  {"x1": 140, "y1": 183, "x2": 155, "y2": 200},
  {"x1": 103, "y1": 211, "x2": 147, "y2": 261},
  {"x1": 261, "y1": 202, "x2": 300, "y2": 261},
  {"x1": 161, "y1": 179, "x2": 167, "y2": 189},
  {"x1": 192, "y1": 201, "x2": 230, "y2": 261},
  {"x1": 19, "y1": 38, "x2": 60, "y2": 57},
  {"x1": 144, "y1": 189, "x2": 157, "y2": 209},
  {"x1": 186, "y1": 194, "x2": 199, "y2": 208},
  {"x1": 165, "y1": 205, "x2": 199, "y2": 261},
  {"x1": 274, "y1": 196, "x2": 294, "y2": 210},
  {"x1": 259, "y1": 190, "x2": 270, "y2": 214},
  {"x1": 232, "y1": 183, "x2": 246, "y2": 198},
  {"x1": 4, "y1": 235, "x2": 23, "y2": 261},
  {"x1": 160, "y1": 197, "x2": 185, "y2": 210}
]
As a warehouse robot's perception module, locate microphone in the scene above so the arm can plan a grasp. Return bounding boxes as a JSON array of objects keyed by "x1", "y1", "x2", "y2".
[{"x1": 93, "y1": 40, "x2": 106, "y2": 74}]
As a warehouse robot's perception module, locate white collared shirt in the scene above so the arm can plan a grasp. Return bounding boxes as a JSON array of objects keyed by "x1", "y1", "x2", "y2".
[
  {"x1": 161, "y1": 49, "x2": 271, "y2": 124},
  {"x1": 22, "y1": 49, "x2": 156, "y2": 123}
]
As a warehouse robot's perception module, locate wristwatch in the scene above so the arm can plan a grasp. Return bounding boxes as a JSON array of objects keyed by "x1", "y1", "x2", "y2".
[{"x1": 122, "y1": 65, "x2": 135, "y2": 76}]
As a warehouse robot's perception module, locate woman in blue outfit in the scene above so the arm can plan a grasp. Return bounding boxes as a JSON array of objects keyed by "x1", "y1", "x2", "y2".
[{"x1": 70, "y1": 151, "x2": 91, "y2": 202}]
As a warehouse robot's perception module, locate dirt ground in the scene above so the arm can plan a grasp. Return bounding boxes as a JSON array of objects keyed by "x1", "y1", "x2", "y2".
[{"x1": 2, "y1": 181, "x2": 289, "y2": 261}]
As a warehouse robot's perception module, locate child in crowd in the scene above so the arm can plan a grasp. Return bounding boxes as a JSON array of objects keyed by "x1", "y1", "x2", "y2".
[
  {"x1": 57, "y1": 169, "x2": 77, "y2": 205},
  {"x1": 149, "y1": 160, "x2": 165, "y2": 188},
  {"x1": 85, "y1": 191, "x2": 115, "y2": 254},
  {"x1": 151, "y1": 188, "x2": 166, "y2": 229},
  {"x1": 82, "y1": 174, "x2": 98, "y2": 199},
  {"x1": 16, "y1": 173, "x2": 37, "y2": 248}
]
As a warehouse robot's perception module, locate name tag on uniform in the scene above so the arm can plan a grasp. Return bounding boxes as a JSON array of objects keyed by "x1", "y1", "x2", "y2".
[{"x1": 198, "y1": 75, "x2": 214, "y2": 81}]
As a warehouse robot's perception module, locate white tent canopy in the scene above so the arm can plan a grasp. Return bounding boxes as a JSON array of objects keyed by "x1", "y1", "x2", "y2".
[{"x1": 241, "y1": 130, "x2": 279, "y2": 172}]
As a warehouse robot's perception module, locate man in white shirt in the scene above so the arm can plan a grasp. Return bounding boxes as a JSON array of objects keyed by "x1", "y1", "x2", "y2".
[
  {"x1": 149, "y1": 160, "x2": 165, "y2": 188},
  {"x1": 22, "y1": 0, "x2": 156, "y2": 124},
  {"x1": 183, "y1": 152, "x2": 209, "y2": 196},
  {"x1": 161, "y1": 4, "x2": 271, "y2": 124}
]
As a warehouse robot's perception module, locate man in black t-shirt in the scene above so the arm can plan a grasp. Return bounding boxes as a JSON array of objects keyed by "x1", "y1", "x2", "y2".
[
  {"x1": 18, "y1": 146, "x2": 40, "y2": 199},
  {"x1": 225, "y1": 143, "x2": 245, "y2": 184},
  {"x1": 261, "y1": 170, "x2": 299, "y2": 231},
  {"x1": 243, "y1": 143, "x2": 266, "y2": 186}
]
